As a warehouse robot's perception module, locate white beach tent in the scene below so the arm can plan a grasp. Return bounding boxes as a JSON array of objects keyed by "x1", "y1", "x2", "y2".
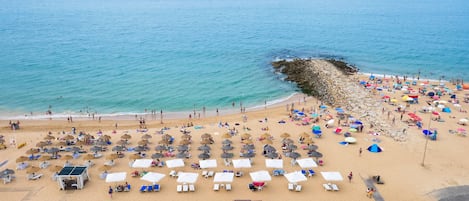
[
  {"x1": 265, "y1": 159, "x2": 283, "y2": 168},
  {"x1": 232, "y1": 159, "x2": 251, "y2": 168},
  {"x1": 213, "y1": 172, "x2": 234, "y2": 183},
  {"x1": 166, "y1": 159, "x2": 185, "y2": 168},
  {"x1": 284, "y1": 171, "x2": 307, "y2": 183},
  {"x1": 105, "y1": 172, "x2": 127, "y2": 183},
  {"x1": 131, "y1": 159, "x2": 153, "y2": 168},
  {"x1": 141, "y1": 172, "x2": 166, "y2": 184},
  {"x1": 320, "y1": 171, "x2": 343, "y2": 181},
  {"x1": 199, "y1": 159, "x2": 217, "y2": 169},
  {"x1": 176, "y1": 172, "x2": 199, "y2": 184},
  {"x1": 296, "y1": 158, "x2": 318, "y2": 168},
  {"x1": 249, "y1": 170, "x2": 272, "y2": 182}
]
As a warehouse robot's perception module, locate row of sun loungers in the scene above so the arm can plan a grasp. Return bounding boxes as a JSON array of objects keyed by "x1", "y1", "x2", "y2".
[
  {"x1": 213, "y1": 183, "x2": 231, "y2": 191},
  {"x1": 323, "y1": 183, "x2": 339, "y2": 191},
  {"x1": 177, "y1": 184, "x2": 195, "y2": 192},
  {"x1": 288, "y1": 183, "x2": 302, "y2": 192},
  {"x1": 202, "y1": 171, "x2": 214, "y2": 178},
  {"x1": 140, "y1": 184, "x2": 160, "y2": 192}
]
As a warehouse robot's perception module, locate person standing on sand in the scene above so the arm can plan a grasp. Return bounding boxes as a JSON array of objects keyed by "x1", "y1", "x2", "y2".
[
  {"x1": 359, "y1": 148, "x2": 362, "y2": 156},
  {"x1": 108, "y1": 186, "x2": 113, "y2": 198},
  {"x1": 348, "y1": 172, "x2": 353, "y2": 183}
]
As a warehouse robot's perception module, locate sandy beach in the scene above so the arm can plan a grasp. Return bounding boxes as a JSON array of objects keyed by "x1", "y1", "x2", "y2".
[{"x1": 1, "y1": 70, "x2": 469, "y2": 201}]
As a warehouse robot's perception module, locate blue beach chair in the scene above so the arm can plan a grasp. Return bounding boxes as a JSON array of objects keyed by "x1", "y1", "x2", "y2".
[
  {"x1": 308, "y1": 169, "x2": 315, "y2": 177},
  {"x1": 147, "y1": 185, "x2": 153, "y2": 192},
  {"x1": 154, "y1": 184, "x2": 160, "y2": 192},
  {"x1": 301, "y1": 169, "x2": 307, "y2": 175},
  {"x1": 139, "y1": 185, "x2": 147, "y2": 192}
]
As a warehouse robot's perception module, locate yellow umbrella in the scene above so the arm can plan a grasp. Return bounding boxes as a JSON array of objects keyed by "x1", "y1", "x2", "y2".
[
  {"x1": 121, "y1": 134, "x2": 131, "y2": 140},
  {"x1": 129, "y1": 154, "x2": 141, "y2": 160},
  {"x1": 181, "y1": 135, "x2": 192, "y2": 140},
  {"x1": 36, "y1": 141, "x2": 48, "y2": 148},
  {"x1": 26, "y1": 166, "x2": 40, "y2": 174},
  {"x1": 44, "y1": 135, "x2": 56, "y2": 140},
  {"x1": 261, "y1": 133, "x2": 271, "y2": 138},
  {"x1": 241, "y1": 133, "x2": 251, "y2": 139},
  {"x1": 98, "y1": 165, "x2": 111, "y2": 171},
  {"x1": 179, "y1": 139, "x2": 191, "y2": 145},
  {"x1": 141, "y1": 134, "x2": 152, "y2": 139},
  {"x1": 26, "y1": 148, "x2": 39, "y2": 155},
  {"x1": 262, "y1": 139, "x2": 273, "y2": 145},
  {"x1": 63, "y1": 135, "x2": 75, "y2": 140},
  {"x1": 16, "y1": 156, "x2": 28, "y2": 163},
  {"x1": 38, "y1": 155, "x2": 51, "y2": 161},
  {"x1": 106, "y1": 154, "x2": 118, "y2": 160},
  {"x1": 200, "y1": 139, "x2": 212, "y2": 145},
  {"x1": 221, "y1": 133, "x2": 232, "y2": 139},
  {"x1": 138, "y1": 140, "x2": 149, "y2": 146},
  {"x1": 242, "y1": 139, "x2": 253, "y2": 144},
  {"x1": 83, "y1": 154, "x2": 95, "y2": 160},
  {"x1": 280, "y1": 133, "x2": 290, "y2": 138}
]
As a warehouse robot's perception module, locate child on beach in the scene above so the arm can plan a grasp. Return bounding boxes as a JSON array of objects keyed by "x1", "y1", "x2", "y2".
[{"x1": 108, "y1": 186, "x2": 113, "y2": 198}]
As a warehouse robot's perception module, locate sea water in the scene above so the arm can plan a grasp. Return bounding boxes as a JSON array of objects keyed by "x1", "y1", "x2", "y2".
[{"x1": 0, "y1": 0, "x2": 468, "y2": 118}]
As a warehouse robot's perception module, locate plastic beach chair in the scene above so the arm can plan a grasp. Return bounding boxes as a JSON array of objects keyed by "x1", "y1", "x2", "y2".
[
  {"x1": 331, "y1": 184, "x2": 339, "y2": 191},
  {"x1": 323, "y1": 184, "x2": 332, "y2": 191},
  {"x1": 153, "y1": 184, "x2": 160, "y2": 192},
  {"x1": 295, "y1": 185, "x2": 302, "y2": 192},
  {"x1": 183, "y1": 184, "x2": 189, "y2": 192},
  {"x1": 301, "y1": 169, "x2": 307, "y2": 175},
  {"x1": 225, "y1": 184, "x2": 231, "y2": 191},
  {"x1": 147, "y1": 185, "x2": 153, "y2": 192},
  {"x1": 308, "y1": 169, "x2": 315, "y2": 177},
  {"x1": 189, "y1": 184, "x2": 195, "y2": 192},
  {"x1": 140, "y1": 185, "x2": 147, "y2": 192},
  {"x1": 288, "y1": 183, "x2": 294, "y2": 191},
  {"x1": 177, "y1": 185, "x2": 182, "y2": 192},
  {"x1": 213, "y1": 183, "x2": 220, "y2": 191}
]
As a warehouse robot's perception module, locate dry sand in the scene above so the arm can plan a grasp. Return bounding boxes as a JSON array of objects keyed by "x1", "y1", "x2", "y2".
[{"x1": 1, "y1": 78, "x2": 469, "y2": 201}]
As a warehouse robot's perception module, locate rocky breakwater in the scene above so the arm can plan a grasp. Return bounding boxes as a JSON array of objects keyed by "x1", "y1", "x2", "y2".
[{"x1": 272, "y1": 59, "x2": 407, "y2": 141}]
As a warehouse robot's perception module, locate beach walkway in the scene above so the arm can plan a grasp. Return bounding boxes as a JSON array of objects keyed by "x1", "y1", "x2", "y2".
[{"x1": 363, "y1": 177, "x2": 385, "y2": 201}]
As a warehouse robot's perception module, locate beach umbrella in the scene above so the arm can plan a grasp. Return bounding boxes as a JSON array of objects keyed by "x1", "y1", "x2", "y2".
[
  {"x1": 121, "y1": 134, "x2": 131, "y2": 140},
  {"x1": 38, "y1": 155, "x2": 51, "y2": 161},
  {"x1": 262, "y1": 139, "x2": 273, "y2": 145},
  {"x1": 106, "y1": 154, "x2": 118, "y2": 160},
  {"x1": 200, "y1": 139, "x2": 212, "y2": 145},
  {"x1": 181, "y1": 135, "x2": 192, "y2": 140},
  {"x1": 129, "y1": 154, "x2": 141, "y2": 160},
  {"x1": 308, "y1": 151, "x2": 323, "y2": 161},
  {"x1": 283, "y1": 138, "x2": 294, "y2": 144},
  {"x1": 213, "y1": 172, "x2": 234, "y2": 183},
  {"x1": 284, "y1": 171, "x2": 308, "y2": 183},
  {"x1": 69, "y1": 146, "x2": 81, "y2": 152},
  {"x1": 49, "y1": 165, "x2": 63, "y2": 172},
  {"x1": 280, "y1": 133, "x2": 290, "y2": 138},
  {"x1": 288, "y1": 152, "x2": 301, "y2": 159},
  {"x1": 141, "y1": 134, "x2": 152, "y2": 140},
  {"x1": 0, "y1": 169, "x2": 15, "y2": 177},
  {"x1": 98, "y1": 165, "x2": 112, "y2": 172},
  {"x1": 367, "y1": 144, "x2": 382, "y2": 153},
  {"x1": 222, "y1": 139, "x2": 232, "y2": 145},
  {"x1": 300, "y1": 132, "x2": 310, "y2": 138},
  {"x1": 165, "y1": 159, "x2": 185, "y2": 168},
  {"x1": 320, "y1": 171, "x2": 343, "y2": 181},
  {"x1": 306, "y1": 145, "x2": 318, "y2": 151},
  {"x1": 327, "y1": 119, "x2": 335, "y2": 126},
  {"x1": 265, "y1": 159, "x2": 283, "y2": 168},
  {"x1": 176, "y1": 152, "x2": 189, "y2": 159},
  {"x1": 83, "y1": 154, "x2": 95, "y2": 160},
  {"x1": 133, "y1": 146, "x2": 147, "y2": 152},
  {"x1": 241, "y1": 133, "x2": 251, "y2": 139},
  {"x1": 176, "y1": 172, "x2": 199, "y2": 184},
  {"x1": 296, "y1": 158, "x2": 318, "y2": 168},
  {"x1": 95, "y1": 140, "x2": 108, "y2": 146},
  {"x1": 242, "y1": 152, "x2": 256, "y2": 158},
  {"x1": 47, "y1": 147, "x2": 60, "y2": 154},
  {"x1": 112, "y1": 145, "x2": 125, "y2": 152},
  {"x1": 198, "y1": 145, "x2": 211, "y2": 151},
  {"x1": 221, "y1": 152, "x2": 234, "y2": 159},
  {"x1": 63, "y1": 135, "x2": 75, "y2": 140},
  {"x1": 198, "y1": 153, "x2": 210, "y2": 160},
  {"x1": 44, "y1": 135, "x2": 56, "y2": 140},
  {"x1": 250, "y1": 170, "x2": 272, "y2": 182},
  {"x1": 26, "y1": 148, "x2": 39, "y2": 155},
  {"x1": 106, "y1": 172, "x2": 127, "y2": 183},
  {"x1": 16, "y1": 156, "x2": 28, "y2": 163},
  {"x1": 179, "y1": 139, "x2": 191, "y2": 145},
  {"x1": 141, "y1": 172, "x2": 166, "y2": 184},
  {"x1": 263, "y1": 145, "x2": 276, "y2": 152},
  {"x1": 265, "y1": 152, "x2": 279, "y2": 159},
  {"x1": 61, "y1": 155, "x2": 73, "y2": 161},
  {"x1": 459, "y1": 118, "x2": 468, "y2": 125},
  {"x1": 344, "y1": 137, "x2": 357, "y2": 144},
  {"x1": 232, "y1": 159, "x2": 251, "y2": 168},
  {"x1": 151, "y1": 153, "x2": 164, "y2": 159},
  {"x1": 26, "y1": 166, "x2": 40, "y2": 174},
  {"x1": 138, "y1": 140, "x2": 149, "y2": 146},
  {"x1": 221, "y1": 133, "x2": 232, "y2": 139},
  {"x1": 177, "y1": 145, "x2": 189, "y2": 152},
  {"x1": 286, "y1": 144, "x2": 298, "y2": 150},
  {"x1": 261, "y1": 133, "x2": 271, "y2": 138},
  {"x1": 242, "y1": 139, "x2": 253, "y2": 144},
  {"x1": 155, "y1": 145, "x2": 168, "y2": 151},
  {"x1": 116, "y1": 140, "x2": 128, "y2": 146},
  {"x1": 36, "y1": 141, "x2": 48, "y2": 148},
  {"x1": 90, "y1": 146, "x2": 103, "y2": 152},
  {"x1": 243, "y1": 144, "x2": 255, "y2": 150},
  {"x1": 319, "y1": 105, "x2": 327, "y2": 109}
]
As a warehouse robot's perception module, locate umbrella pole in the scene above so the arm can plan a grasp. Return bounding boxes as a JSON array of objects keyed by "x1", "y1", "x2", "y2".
[{"x1": 421, "y1": 112, "x2": 432, "y2": 167}]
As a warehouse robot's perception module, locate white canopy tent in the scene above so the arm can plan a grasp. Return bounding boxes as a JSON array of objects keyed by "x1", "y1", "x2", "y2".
[
  {"x1": 232, "y1": 159, "x2": 251, "y2": 168},
  {"x1": 141, "y1": 172, "x2": 166, "y2": 184},
  {"x1": 105, "y1": 172, "x2": 127, "y2": 183},
  {"x1": 213, "y1": 172, "x2": 234, "y2": 183},
  {"x1": 132, "y1": 159, "x2": 153, "y2": 168},
  {"x1": 296, "y1": 158, "x2": 318, "y2": 168},
  {"x1": 249, "y1": 170, "x2": 272, "y2": 182},
  {"x1": 320, "y1": 171, "x2": 343, "y2": 181},
  {"x1": 265, "y1": 159, "x2": 283, "y2": 168},
  {"x1": 199, "y1": 159, "x2": 217, "y2": 169},
  {"x1": 166, "y1": 159, "x2": 185, "y2": 168},
  {"x1": 176, "y1": 172, "x2": 199, "y2": 184},
  {"x1": 284, "y1": 171, "x2": 307, "y2": 183}
]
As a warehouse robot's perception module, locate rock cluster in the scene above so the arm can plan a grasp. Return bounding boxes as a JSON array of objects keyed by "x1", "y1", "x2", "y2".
[{"x1": 272, "y1": 59, "x2": 407, "y2": 141}]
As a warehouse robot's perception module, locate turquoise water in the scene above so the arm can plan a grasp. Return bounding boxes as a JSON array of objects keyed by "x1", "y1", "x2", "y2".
[{"x1": 0, "y1": 0, "x2": 468, "y2": 118}]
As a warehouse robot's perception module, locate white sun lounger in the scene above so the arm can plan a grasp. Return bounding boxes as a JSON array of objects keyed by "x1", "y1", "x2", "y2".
[
  {"x1": 295, "y1": 185, "x2": 302, "y2": 192},
  {"x1": 288, "y1": 183, "x2": 295, "y2": 191},
  {"x1": 170, "y1": 170, "x2": 177, "y2": 177},
  {"x1": 323, "y1": 183, "x2": 332, "y2": 191},
  {"x1": 213, "y1": 183, "x2": 220, "y2": 191},
  {"x1": 331, "y1": 184, "x2": 339, "y2": 191},
  {"x1": 183, "y1": 184, "x2": 189, "y2": 192},
  {"x1": 225, "y1": 184, "x2": 231, "y2": 191},
  {"x1": 207, "y1": 171, "x2": 214, "y2": 177},
  {"x1": 202, "y1": 171, "x2": 208, "y2": 178},
  {"x1": 189, "y1": 184, "x2": 195, "y2": 192},
  {"x1": 177, "y1": 185, "x2": 182, "y2": 193}
]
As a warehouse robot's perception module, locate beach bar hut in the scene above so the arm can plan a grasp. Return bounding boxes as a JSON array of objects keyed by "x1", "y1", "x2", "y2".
[{"x1": 56, "y1": 166, "x2": 89, "y2": 190}]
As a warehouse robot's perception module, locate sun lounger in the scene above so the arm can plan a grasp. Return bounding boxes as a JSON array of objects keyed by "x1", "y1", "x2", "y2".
[
  {"x1": 202, "y1": 171, "x2": 208, "y2": 178},
  {"x1": 214, "y1": 183, "x2": 220, "y2": 191},
  {"x1": 170, "y1": 170, "x2": 177, "y2": 177},
  {"x1": 308, "y1": 169, "x2": 315, "y2": 177},
  {"x1": 153, "y1": 184, "x2": 160, "y2": 192},
  {"x1": 295, "y1": 185, "x2": 302, "y2": 192},
  {"x1": 207, "y1": 171, "x2": 214, "y2": 177},
  {"x1": 225, "y1": 184, "x2": 231, "y2": 191},
  {"x1": 323, "y1": 184, "x2": 332, "y2": 191},
  {"x1": 140, "y1": 185, "x2": 147, "y2": 192},
  {"x1": 28, "y1": 174, "x2": 43, "y2": 180},
  {"x1": 177, "y1": 185, "x2": 182, "y2": 193},
  {"x1": 301, "y1": 169, "x2": 307, "y2": 175},
  {"x1": 288, "y1": 183, "x2": 294, "y2": 191},
  {"x1": 189, "y1": 184, "x2": 195, "y2": 192},
  {"x1": 183, "y1": 184, "x2": 189, "y2": 192},
  {"x1": 147, "y1": 185, "x2": 153, "y2": 192},
  {"x1": 331, "y1": 183, "x2": 339, "y2": 191}
]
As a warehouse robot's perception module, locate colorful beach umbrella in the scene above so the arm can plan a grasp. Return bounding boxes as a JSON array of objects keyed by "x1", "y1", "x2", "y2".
[{"x1": 367, "y1": 144, "x2": 382, "y2": 153}]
